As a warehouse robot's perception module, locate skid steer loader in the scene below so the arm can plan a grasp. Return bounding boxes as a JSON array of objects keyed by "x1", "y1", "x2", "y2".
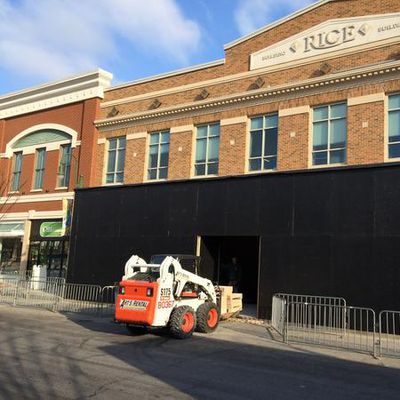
[{"x1": 115, "y1": 254, "x2": 219, "y2": 339}]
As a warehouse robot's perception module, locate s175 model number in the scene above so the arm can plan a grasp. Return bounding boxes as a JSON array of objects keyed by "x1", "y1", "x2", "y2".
[{"x1": 158, "y1": 300, "x2": 174, "y2": 309}]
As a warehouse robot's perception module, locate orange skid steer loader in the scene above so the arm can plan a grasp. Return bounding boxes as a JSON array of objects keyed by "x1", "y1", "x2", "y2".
[{"x1": 115, "y1": 255, "x2": 219, "y2": 339}]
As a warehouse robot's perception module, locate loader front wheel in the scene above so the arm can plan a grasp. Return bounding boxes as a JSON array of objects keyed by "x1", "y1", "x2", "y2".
[
  {"x1": 169, "y1": 306, "x2": 196, "y2": 339},
  {"x1": 196, "y1": 302, "x2": 219, "y2": 333}
]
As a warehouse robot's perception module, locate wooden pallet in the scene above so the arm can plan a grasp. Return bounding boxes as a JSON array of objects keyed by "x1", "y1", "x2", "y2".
[{"x1": 219, "y1": 286, "x2": 243, "y2": 319}]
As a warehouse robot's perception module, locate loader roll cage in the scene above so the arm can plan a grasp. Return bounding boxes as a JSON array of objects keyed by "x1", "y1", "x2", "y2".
[{"x1": 150, "y1": 254, "x2": 201, "y2": 275}]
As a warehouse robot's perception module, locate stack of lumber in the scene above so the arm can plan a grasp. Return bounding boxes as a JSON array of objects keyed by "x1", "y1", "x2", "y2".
[{"x1": 219, "y1": 286, "x2": 243, "y2": 319}]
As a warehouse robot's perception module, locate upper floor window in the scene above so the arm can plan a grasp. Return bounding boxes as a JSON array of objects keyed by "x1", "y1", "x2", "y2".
[
  {"x1": 106, "y1": 137, "x2": 126, "y2": 184},
  {"x1": 57, "y1": 144, "x2": 72, "y2": 188},
  {"x1": 195, "y1": 123, "x2": 220, "y2": 176},
  {"x1": 148, "y1": 131, "x2": 169, "y2": 180},
  {"x1": 312, "y1": 103, "x2": 347, "y2": 166},
  {"x1": 11, "y1": 152, "x2": 22, "y2": 192},
  {"x1": 388, "y1": 94, "x2": 400, "y2": 159},
  {"x1": 33, "y1": 148, "x2": 46, "y2": 190},
  {"x1": 249, "y1": 114, "x2": 278, "y2": 171}
]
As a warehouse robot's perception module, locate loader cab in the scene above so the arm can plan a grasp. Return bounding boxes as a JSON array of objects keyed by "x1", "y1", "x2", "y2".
[{"x1": 150, "y1": 254, "x2": 200, "y2": 275}]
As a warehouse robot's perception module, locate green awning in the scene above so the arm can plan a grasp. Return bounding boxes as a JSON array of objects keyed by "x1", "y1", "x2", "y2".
[{"x1": 0, "y1": 222, "x2": 25, "y2": 237}]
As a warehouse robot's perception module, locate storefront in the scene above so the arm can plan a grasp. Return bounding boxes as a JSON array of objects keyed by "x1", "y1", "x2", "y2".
[
  {"x1": 27, "y1": 219, "x2": 69, "y2": 278},
  {"x1": 0, "y1": 222, "x2": 25, "y2": 273}
]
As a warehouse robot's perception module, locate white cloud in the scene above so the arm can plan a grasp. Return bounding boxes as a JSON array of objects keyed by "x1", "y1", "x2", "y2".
[
  {"x1": 0, "y1": 0, "x2": 201, "y2": 82},
  {"x1": 234, "y1": 0, "x2": 315, "y2": 36}
]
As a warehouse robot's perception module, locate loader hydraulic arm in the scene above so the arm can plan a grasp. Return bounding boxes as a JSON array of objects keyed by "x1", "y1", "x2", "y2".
[{"x1": 160, "y1": 257, "x2": 217, "y2": 303}]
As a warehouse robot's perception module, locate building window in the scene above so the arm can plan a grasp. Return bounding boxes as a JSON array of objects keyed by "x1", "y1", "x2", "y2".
[
  {"x1": 11, "y1": 152, "x2": 22, "y2": 192},
  {"x1": 249, "y1": 114, "x2": 278, "y2": 171},
  {"x1": 388, "y1": 94, "x2": 400, "y2": 159},
  {"x1": 57, "y1": 144, "x2": 72, "y2": 188},
  {"x1": 148, "y1": 131, "x2": 169, "y2": 180},
  {"x1": 195, "y1": 123, "x2": 220, "y2": 176},
  {"x1": 33, "y1": 148, "x2": 46, "y2": 190},
  {"x1": 106, "y1": 137, "x2": 125, "y2": 184},
  {"x1": 312, "y1": 103, "x2": 347, "y2": 165}
]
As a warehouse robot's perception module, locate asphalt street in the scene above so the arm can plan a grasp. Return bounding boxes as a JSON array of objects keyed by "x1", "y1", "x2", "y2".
[{"x1": 0, "y1": 305, "x2": 399, "y2": 400}]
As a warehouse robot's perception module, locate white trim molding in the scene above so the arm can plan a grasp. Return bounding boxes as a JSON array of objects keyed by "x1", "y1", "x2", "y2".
[
  {"x1": 0, "y1": 211, "x2": 65, "y2": 221},
  {"x1": 348, "y1": 93, "x2": 386, "y2": 106},
  {"x1": 2, "y1": 123, "x2": 79, "y2": 158},
  {"x1": 170, "y1": 125, "x2": 194, "y2": 134},
  {"x1": 96, "y1": 60, "x2": 400, "y2": 129},
  {"x1": 126, "y1": 132, "x2": 147, "y2": 140},
  {"x1": 106, "y1": 60, "x2": 225, "y2": 92},
  {"x1": 0, "y1": 192, "x2": 74, "y2": 205},
  {"x1": 279, "y1": 106, "x2": 310, "y2": 117},
  {"x1": 0, "y1": 69, "x2": 112, "y2": 119},
  {"x1": 220, "y1": 116, "x2": 248, "y2": 126}
]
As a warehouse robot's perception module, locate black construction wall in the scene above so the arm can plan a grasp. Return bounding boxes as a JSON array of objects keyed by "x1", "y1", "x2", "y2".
[{"x1": 68, "y1": 164, "x2": 400, "y2": 318}]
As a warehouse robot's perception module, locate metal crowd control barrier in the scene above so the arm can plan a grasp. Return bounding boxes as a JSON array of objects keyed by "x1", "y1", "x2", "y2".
[
  {"x1": 0, "y1": 276, "x2": 19, "y2": 305},
  {"x1": 274, "y1": 293, "x2": 347, "y2": 308},
  {"x1": 378, "y1": 311, "x2": 400, "y2": 358},
  {"x1": 0, "y1": 275, "x2": 117, "y2": 317},
  {"x1": 99, "y1": 286, "x2": 118, "y2": 316},
  {"x1": 55, "y1": 283, "x2": 102, "y2": 314},
  {"x1": 285, "y1": 302, "x2": 376, "y2": 356},
  {"x1": 271, "y1": 295, "x2": 286, "y2": 336},
  {"x1": 14, "y1": 278, "x2": 65, "y2": 310}
]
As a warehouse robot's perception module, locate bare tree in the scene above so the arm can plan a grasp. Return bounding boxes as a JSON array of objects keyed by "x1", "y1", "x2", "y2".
[{"x1": 0, "y1": 173, "x2": 24, "y2": 222}]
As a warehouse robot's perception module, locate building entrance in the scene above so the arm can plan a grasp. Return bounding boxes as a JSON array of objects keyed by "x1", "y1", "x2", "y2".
[{"x1": 199, "y1": 236, "x2": 259, "y2": 304}]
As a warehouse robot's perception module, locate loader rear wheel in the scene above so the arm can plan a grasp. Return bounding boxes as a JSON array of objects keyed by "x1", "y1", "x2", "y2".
[
  {"x1": 169, "y1": 306, "x2": 196, "y2": 339},
  {"x1": 196, "y1": 302, "x2": 219, "y2": 333}
]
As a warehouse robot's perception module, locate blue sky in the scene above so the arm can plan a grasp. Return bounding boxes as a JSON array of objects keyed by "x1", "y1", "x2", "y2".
[{"x1": 0, "y1": 0, "x2": 314, "y2": 95}]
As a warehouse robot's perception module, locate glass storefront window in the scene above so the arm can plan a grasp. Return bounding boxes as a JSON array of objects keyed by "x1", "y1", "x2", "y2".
[
  {"x1": 0, "y1": 238, "x2": 22, "y2": 274},
  {"x1": 28, "y1": 240, "x2": 69, "y2": 278}
]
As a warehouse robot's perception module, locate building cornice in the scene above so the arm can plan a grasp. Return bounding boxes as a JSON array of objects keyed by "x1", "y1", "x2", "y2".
[
  {"x1": 105, "y1": 59, "x2": 225, "y2": 93},
  {"x1": 0, "y1": 192, "x2": 74, "y2": 205},
  {"x1": 101, "y1": 38, "x2": 399, "y2": 110},
  {"x1": 0, "y1": 69, "x2": 113, "y2": 119},
  {"x1": 95, "y1": 60, "x2": 400, "y2": 129}
]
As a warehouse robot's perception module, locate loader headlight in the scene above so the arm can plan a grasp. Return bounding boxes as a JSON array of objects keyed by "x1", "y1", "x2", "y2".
[
  {"x1": 119, "y1": 286, "x2": 125, "y2": 295},
  {"x1": 146, "y1": 287, "x2": 153, "y2": 297}
]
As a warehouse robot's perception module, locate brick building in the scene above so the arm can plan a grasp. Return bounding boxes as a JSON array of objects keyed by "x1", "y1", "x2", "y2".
[
  {"x1": 0, "y1": 70, "x2": 112, "y2": 277},
  {"x1": 94, "y1": 0, "x2": 400, "y2": 185},
  {"x1": 4, "y1": 0, "x2": 397, "y2": 317}
]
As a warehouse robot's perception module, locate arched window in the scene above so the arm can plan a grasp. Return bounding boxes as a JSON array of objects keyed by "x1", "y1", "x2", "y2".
[{"x1": 12, "y1": 129, "x2": 71, "y2": 149}]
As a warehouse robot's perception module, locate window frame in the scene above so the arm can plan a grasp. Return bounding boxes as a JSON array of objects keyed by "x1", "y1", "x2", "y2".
[
  {"x1": 57, "y1": 144, "x2": 72, "y2": 188},
  {"x1": 248, "y1": 113, "x2": 278, "y2": 172},
  {"x1": 33, "y1": 148, "x2": 46, "y2": 190},
  {"x1": 10, "y1": 152, "x2": 23, "y2": 192},
  {"x1": 105, "y1": 137, "x2": 126, "y2": 185},
  {"x1": 311, "y1": 102, "x2": 347, "y2": 167},
  {"x1": 388, "y1": 93, "x2": 400, "y2": 160},
  {"x1": 147, "y1": 130, "x2": 170, "y2": 181},
  {"x1": 194, "y1": 122, "x2": 220, "y2": 177}
]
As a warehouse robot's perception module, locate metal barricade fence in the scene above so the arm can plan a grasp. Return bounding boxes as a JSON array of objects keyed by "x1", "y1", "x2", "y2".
[
  {"x1": 285, "y1": 302, "x2": 376, "y2": 356},
  {"x1": 379, "y1": 311, "x2": 400, "y2": 358},
  {"x1": 271, "y1": 295, "x2": 286, "y2": 336},
  {"x1": 55, "y1": 283, "x2": 102, "y2": 314},
  {"x1": 0, "y1": 276, "x2": 19, "y2": 305},
  {"x1": 99, "y1": 285, "x2": 118, "y2": 316},
  {"x1": 14, "y1": 278, "x2": 65, "y2": 309},
  {"x1": 275, "y1": 293, "x2": 347, "y2": 308}
]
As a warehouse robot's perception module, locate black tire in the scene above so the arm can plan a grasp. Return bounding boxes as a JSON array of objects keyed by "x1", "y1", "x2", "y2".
[
  {"x1": 126, "y1": 324, "x2": 147, "y2": 335},
  {"x1": 196, "y1": 302, "x2": 219, "y2": 333},
  {"x1": 169, "y1": 306, "x2": 196, "y2": 339}
]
